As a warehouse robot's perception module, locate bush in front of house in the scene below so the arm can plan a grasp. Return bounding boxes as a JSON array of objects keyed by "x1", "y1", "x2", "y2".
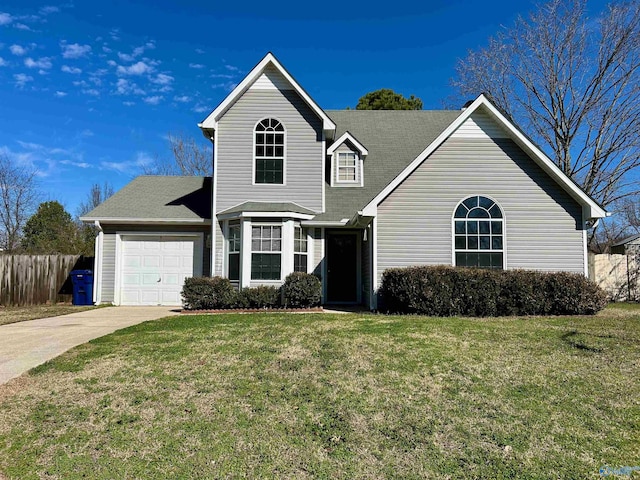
[
  {"x1": 181, "y1": 276, "x2": 237, "y2": 310},
  {"x1": 281, "y1": 272, "x2": 322, "y2": 308},
  {"x1": 380, "y1": 266, "x2": 608, "y2": 317},
  {"x1": 235, "y1": 285, "x2": 281, "y2": 309}
]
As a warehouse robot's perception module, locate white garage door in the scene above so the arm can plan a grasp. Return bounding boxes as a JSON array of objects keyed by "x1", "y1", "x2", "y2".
[{"x1": 119, "y1": 235, "x2": 203, "y2": 306}]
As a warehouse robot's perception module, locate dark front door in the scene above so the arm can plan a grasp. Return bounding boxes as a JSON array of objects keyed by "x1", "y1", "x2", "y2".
[{"x1": 326, "y1": 232, "x2": 358, "y2": 303}]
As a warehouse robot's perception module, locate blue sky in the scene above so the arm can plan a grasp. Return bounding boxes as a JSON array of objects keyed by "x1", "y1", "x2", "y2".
[{"x1": 0, "y1": 0, "x2": 609, "y2": 216}]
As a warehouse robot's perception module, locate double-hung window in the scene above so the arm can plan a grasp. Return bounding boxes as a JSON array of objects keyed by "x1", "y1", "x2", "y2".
[
  {"x1": 294, "y1": 226, "x2": 308, "y2": 273},
  {"x1": 227, "y1": 221, "x2": 241, "y2": 281},
  {"x1": 251, "y1": 225, "x2": 281, "y2": 280},
  {"x1": 255, "y1": 118, "x2": 284, "y2": 184},
  {"x1": 337, "y1": 152, "x2": 357, "y2": 182},
  {"x1": 453, "y1": 195, "x2": 504, "y2": 269}
]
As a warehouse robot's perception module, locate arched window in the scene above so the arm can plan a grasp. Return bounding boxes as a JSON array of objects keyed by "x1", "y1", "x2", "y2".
[
  {"x1": 254, "y1": 118, "x2": 285, "y2": 184},
  {"x1": 453, "y1": 196, "x2": 504, "y2": 269}
]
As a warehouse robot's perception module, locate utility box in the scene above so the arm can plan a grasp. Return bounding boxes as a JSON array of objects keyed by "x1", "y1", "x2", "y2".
[{"x1": 70, "y1": 270, "x2": 94, "y2": 306}]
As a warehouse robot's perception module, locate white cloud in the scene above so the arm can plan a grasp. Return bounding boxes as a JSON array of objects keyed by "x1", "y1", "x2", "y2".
[
  {"x1": 101, "y1": 152, "x2": 152, "y2": 173},
  {"x1": 193, "y1": 104, "x2": 209, "y2": 113},
  {"x1": 0, "y1": 13, "x2": 12, "y2": 25},
  {"x1": 115, "y1": 78, "x2": 145, "y2": 96},
  {"x1": 14, "y1": 23, "x2": 31, "y2": 31},
  {"x1": 10, "y1": 44, "x2": 27, "y2": 56},
  {"x1": 0, "y1": 57, "x2": 6, "y2": 66},
  {"x1": 143, "y1": 95, "x2": 163, "y2": 105},
  {"x1": 195, "y1": 48, "x2": 205, "y2": 54},
  {"x1": 55, "y1": 91, "x2": 67, "y2": 97},
  {"x1": 39, "y1": 6, "x2": 60, "y2": 15},
  {"x1": 174, "y1": 95, "x2": 191, "y2": 103},
  {"x1": 122, "y1": 101, "x2": 135, "y2": 106},
  {"x1": 60, "y1": 159, "x2": 90, "y2": 168},
  {"x1": 109, "y1": 29, "x2": 120, "y2": 41},
  {"x1": 81, "y1": 129, "x2": 94, "y2": 137},
  {"x1": 61, "y1": 42, "x2": 91, "y2": 59},
  {"x1": 82, "y1": 89, "x2": 100, "y2": 96},
  {"x1": 107, "y1": 59, "x2": 117, "y2": 67},
  {"x1": 225, "y1": 64, "x2": 239, "y2": 72},
  {"x1": 189, "y1": 63, "x2": 205, "y2": 69},
  {"x1": 117, "y1": 42, "x2": 155, "y2": 62},
  {"x1": 117, "y1": 61, "x2": 153, "y2": 76},
  {"x1": 102, "y1": 45, "x2": 112, "y2": 53},
  {"x1": 24, "y1": 57, "x2": 52, "y2": 69},
  {"x1": 61, "y1": 65, "x2": 82, "y2": 74},
  {"x1": 211, "y1": 73, "x2": 235, "y2": 79},
  {"x1": 152, "y1": 73, "x2": 173, "y2": 85},
  {"x1": 13, "y1": 73, "x2": 33, "y2": 88}
]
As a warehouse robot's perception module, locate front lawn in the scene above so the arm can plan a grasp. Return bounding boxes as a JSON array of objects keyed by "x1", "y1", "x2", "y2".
[{"x1": 0, "y1": 305, "x2": 638, "y2": 478}]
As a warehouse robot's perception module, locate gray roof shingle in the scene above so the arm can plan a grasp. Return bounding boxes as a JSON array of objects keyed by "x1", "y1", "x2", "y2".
[
  {"x1": 316, "y1": 110, "x2": 461, "y2": 221},
  {"x1": 82, "y1": 176, "x2": 211, "y2": 222}
]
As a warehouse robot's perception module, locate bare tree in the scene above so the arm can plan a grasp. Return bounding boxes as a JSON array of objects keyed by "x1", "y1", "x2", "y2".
[
  {"x1": 0, "y1": 154, "x2": 39, "y2": 252},
  {"x1": 452, "y1": 0, "x2": 640, "y2": 211},
  {"x1": 143, "y1": 132, "x2": 212, "y2": 176},
  {"x1": 76, "y1": 182, "x2": 115, "y2": 218}
]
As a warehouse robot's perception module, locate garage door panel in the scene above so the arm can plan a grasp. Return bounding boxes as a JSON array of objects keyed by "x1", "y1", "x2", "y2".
[
  {"x1": 143, "y1": 256, "x2": 161, "y2": 268},
  {"x1": 122, "y1": 273, "x2": 141, "y2": 286},
  {"x1": 120, "y1": 235, "x2": 200, "y2": 306}
]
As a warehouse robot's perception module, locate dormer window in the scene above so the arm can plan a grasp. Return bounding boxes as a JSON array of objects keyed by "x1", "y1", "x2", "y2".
[
  {"x1": 337, "y1": 152, "x2": 358, "y2": 182},
  {"x1": 254, "y1": 118, "x2": 285, "y2": 184},
  {"x1": 327, "y1": 131, "x2": 368, "y2": 188}
]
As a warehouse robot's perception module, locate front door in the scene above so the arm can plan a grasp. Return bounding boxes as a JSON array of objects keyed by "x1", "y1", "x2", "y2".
[{"x1": 326, "y1": 232, "x2": 358, "y2": 303}]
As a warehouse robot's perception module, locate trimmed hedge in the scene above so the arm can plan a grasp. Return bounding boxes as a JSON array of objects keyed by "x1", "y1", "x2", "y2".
[
  {"x1": 181, "y1": 276, "x2": 236, "y2": 310},
  {"x1": 236, "y1": 285, "x2": 281, "y2": 309},
  {"x1": 281, "y1": 272, "x2": 322, "y2": 308},
  {"x1": 380, "y1": 266, "x2": 607, "y2": 317},
  {"x1": 181, "y1": 274, "x2": 322, "y2": 310}
]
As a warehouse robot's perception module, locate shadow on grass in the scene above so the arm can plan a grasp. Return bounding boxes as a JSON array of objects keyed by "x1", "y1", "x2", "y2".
[{"x1": 560, "y1": 330, "x2": 603, "y2": 353}]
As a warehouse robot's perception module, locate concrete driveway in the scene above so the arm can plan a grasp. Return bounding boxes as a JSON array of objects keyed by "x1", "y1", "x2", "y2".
[{"x1": 0, "y1": 306, "x2": 179, "y2": 385}]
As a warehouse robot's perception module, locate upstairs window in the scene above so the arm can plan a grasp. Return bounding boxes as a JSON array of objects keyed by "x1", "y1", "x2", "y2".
[
  {"x1": 337, "y1": 152, "x2": 358, "y2": 182},
  {"x1": 453, "y1": 196, "x2": 504, "y2": 269},
  {"x1": 255, "y1": 118, "x2": 284, "y2": 184}
]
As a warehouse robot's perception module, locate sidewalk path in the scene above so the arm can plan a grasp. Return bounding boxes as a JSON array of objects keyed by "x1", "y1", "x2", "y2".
[{"x1": 0, "y1": 306, "x2": 178, "y2": 385}]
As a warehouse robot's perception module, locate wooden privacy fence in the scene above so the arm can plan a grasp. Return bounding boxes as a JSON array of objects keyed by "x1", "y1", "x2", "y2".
[
  {"x1": 0, "y1": 255, "x2": 94, "y2": 306},
  {"x1": 589, "y1": 253, "x2": 639, "y2": 302}
]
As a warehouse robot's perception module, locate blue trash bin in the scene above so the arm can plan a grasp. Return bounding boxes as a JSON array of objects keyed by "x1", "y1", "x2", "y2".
[{"x1": 70, "y1": 270, "x2": 94, "y2": 306}]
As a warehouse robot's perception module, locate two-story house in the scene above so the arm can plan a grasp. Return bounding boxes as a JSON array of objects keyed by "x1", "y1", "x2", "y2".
[{"x1": 82, "y1": 53, "x2": 607, "y2": 308}]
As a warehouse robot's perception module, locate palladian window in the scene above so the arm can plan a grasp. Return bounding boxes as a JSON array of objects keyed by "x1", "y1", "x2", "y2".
[
  {"x1": 453, "y1": 196, "x2": 504, "y2": 269},
  {"x1": 255, "y1": 118, "x2": 284, "y2": 184}
]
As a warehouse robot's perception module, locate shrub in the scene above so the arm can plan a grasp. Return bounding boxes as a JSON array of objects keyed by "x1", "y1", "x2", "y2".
[
  {"x1": 380, "y1": 266, "x2": 607, "y2": 317},
  {"x1": 281, "y1": 272, "x2": 322, "y2": 308},
  {"x1": 181, "y1": 276, "x2": 236, "y2": 310},
  {"x1": 236, "y1": 285, "x2": 281, "y2": 309}
]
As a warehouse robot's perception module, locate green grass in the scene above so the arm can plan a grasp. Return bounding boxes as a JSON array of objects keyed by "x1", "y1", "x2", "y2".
[
  {"x1": 0, "y1": 304, "x2": 638, "y2": 479},
  {"x1": 0, "y1": 304, "x2": 100, "y2": 326}
]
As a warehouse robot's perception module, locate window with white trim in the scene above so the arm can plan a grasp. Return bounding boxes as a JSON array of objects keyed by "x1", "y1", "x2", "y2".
[
  {"x1": 337, "y1": 152, "x2": 357, "y2": 182},
  {"x1": 255, "y1": 118, "x2": 284, "y2": 184},
  {"x1": 228, "y1": 221, "x2": 241, "y2": 281},
  {"x1": 453, "y1": 196, "x2": 504, "y2": 269},
  {"x1": 294, "y1": 226, "x2": 308, "y2": 273},
  {"x1": 251, "y1": 225, "x2": 281, "y2": 280}
]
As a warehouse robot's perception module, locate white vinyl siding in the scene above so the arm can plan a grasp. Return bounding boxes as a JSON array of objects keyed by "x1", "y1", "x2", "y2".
[
  {"x1": 216, "y1": 89, "x2": 323, "y2": 213},
  {"x1": 377, "y1": 136, "x2": 585, "y2": 284}
]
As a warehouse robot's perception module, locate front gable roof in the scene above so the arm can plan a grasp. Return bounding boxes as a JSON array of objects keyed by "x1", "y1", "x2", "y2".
[
  {"x1": 360, "y1": 94, "x2": 607, "y2": 220},
  {"x1": 198, "y1": 53, "x2": 336, "y2": 135}
]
